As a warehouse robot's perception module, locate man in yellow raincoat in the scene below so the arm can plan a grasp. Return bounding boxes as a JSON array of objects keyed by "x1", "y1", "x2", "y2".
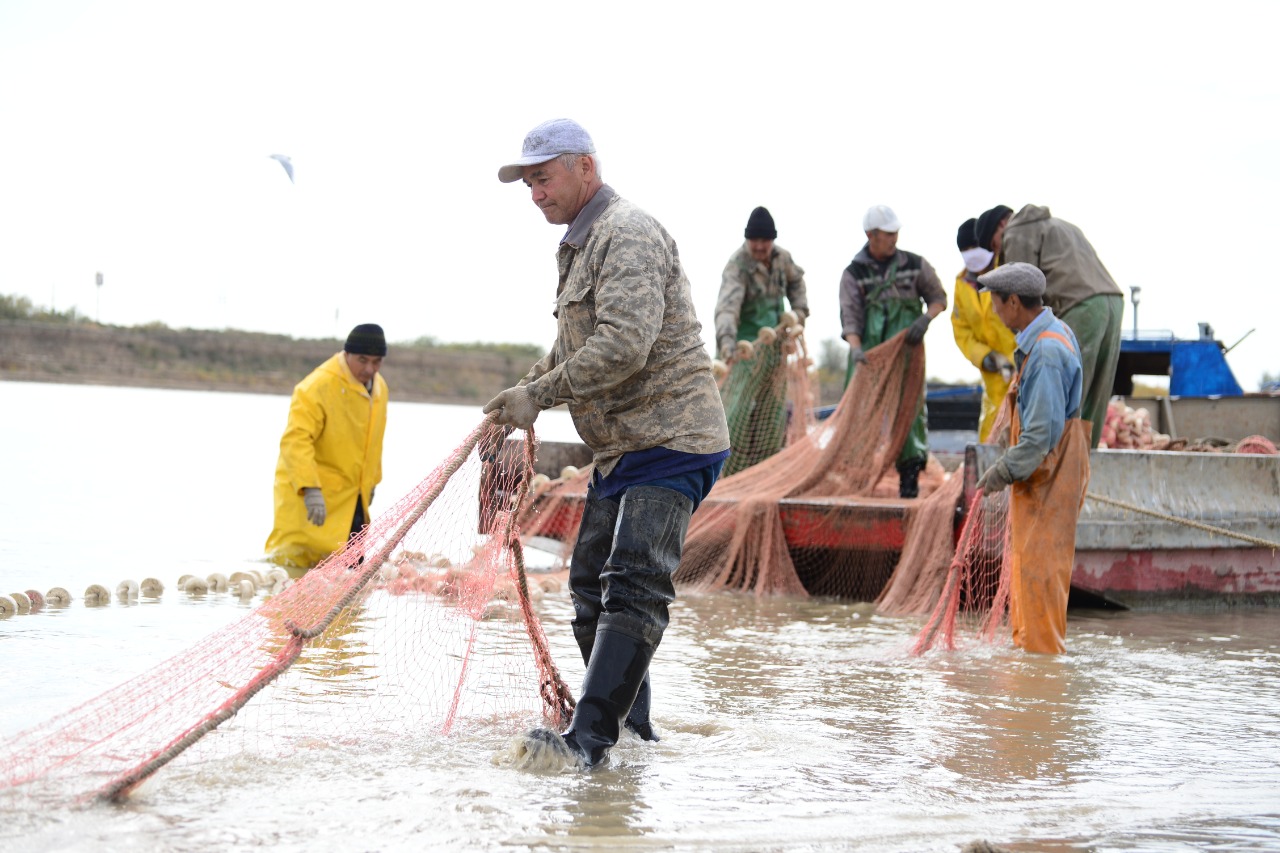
[
  {"x1": 974, "y1": 264, "x2": 1089, "y2": 654},
  {"x1": 265, "y1": 324, "x2": 389, "y2": 568},
  {"x1": 950, "y1": 217, "x2": 1016, "y2": 441}
]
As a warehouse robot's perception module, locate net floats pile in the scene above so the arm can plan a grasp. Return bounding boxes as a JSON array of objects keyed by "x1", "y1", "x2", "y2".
[
  {"x1": 0, "y1": 571, "x2": 293, "y2": 617},
  {"x1": 1101, "y1": 399, "x2": 1280, "y2": 453},
  {"x1": 179, "y1": 569, "x2": 290, "y2": 597},
  {"x1": 1099, "y1": 400, "x2": 1169, "y2": 450},
  {"x1": 711, "y1": 311, "x2": 808, "y2": 379},
  {"x1": 382, "y1": 549, "x2": 564, "y2": 609}
]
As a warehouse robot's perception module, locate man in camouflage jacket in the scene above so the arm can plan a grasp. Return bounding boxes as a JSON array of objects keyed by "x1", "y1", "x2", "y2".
[
  {"x1": 713, "y1": 206, "x2": 809, "y2": 475},
  {"x1": 714, "y1": 206, "x2": 808, "y2": 361},
  {"x1": 486, "y1": 118, "x2": 730, "y2": 771}
]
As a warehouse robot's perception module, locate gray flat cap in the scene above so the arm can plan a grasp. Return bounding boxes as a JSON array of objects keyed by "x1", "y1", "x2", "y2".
[
  {"x1": 978, "y1": 262, "x2": 1046, "y2": 298},
  {"x1": 498, "y1": 118, "x2": 595, "y2": 183}
]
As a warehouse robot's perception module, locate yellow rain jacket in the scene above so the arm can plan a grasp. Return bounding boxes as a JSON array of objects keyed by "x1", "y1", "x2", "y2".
[
  {"x1": 951, "y1": 270, "x2": 1017, "y2": 441},
  {"x1": 265, "y1": 352, "x2": 388, "y2": 568}
]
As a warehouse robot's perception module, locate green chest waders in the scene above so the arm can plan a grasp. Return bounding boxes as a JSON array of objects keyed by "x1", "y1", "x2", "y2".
[
  {"x1": 724, "y1": 292, "x2": 787, "y2": 476},
  {"x1": 845, "y1": 267, "x2": 929, "y2": 467}
]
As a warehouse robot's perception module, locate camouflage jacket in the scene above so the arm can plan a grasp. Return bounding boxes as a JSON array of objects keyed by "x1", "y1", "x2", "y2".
[
  {"x1": 522, "y1": 186, "x2": 729, "y2": 477},
  {"x1": 714, "y1": 243, "x2": 809, "y2": 354}
]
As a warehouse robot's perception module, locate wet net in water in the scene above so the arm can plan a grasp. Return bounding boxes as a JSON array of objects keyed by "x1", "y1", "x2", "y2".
[
  {"x1": 0, "y1": 418, "x2": 572, "y2": 805},
  {"x1": 676, "y1": 331, "x2": 947, "y2": 601},
  {"x1": 502, "y1": 328, "x2": 1019, "y2": 668}
]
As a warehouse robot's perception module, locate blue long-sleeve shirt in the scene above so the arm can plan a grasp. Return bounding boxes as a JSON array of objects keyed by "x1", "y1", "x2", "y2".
[{"x1": 1003, "y1": 308, "x2": 1083, "y2": 481}]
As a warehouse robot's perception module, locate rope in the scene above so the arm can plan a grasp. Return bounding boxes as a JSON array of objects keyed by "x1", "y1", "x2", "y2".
[
  {"x1": 1085, "y1": 491, "x2": 1280, "y2": 550},
  {"x1": 99, "y1": 636, "x2": 305, "y2": 802},
  {"x1": 507, "y1": 427, "x2": 576, "y2": 728}
]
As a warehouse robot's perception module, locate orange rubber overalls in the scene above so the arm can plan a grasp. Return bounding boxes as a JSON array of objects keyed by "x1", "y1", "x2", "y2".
[{"x1": 1005, "y1": 329, "x2": 1091, "y2": 654}]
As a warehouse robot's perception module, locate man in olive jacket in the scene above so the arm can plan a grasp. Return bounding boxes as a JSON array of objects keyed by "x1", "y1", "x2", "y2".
[
  {"x1": 975, "y1": 204, "x2": 1123, "y2": 448},
  {"x1": 485, "y1": 118, "x2": 730, "y2": 770}
]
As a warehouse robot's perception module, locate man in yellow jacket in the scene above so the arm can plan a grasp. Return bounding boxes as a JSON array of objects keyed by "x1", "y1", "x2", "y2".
[
  {"x1": 951, "y1": 217, "x2": 1016, "y2": 441},
  {"x1": 265, "y1": 324, "x2": 389, "y2": 568}
]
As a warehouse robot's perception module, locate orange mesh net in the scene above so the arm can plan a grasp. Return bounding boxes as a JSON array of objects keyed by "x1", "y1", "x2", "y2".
[
  {"x1": 519, "y1": 329, "x2": 1016, "y2": 652},
  {"x1": 0, "y1": 417, "x2": 573, "y2": 804},
  {"x1": 718, "y1": 323, "x2": 817, "y2": 477},
  {"x1": 675, "y1": 332, "x2": 939, "y2": 599}
]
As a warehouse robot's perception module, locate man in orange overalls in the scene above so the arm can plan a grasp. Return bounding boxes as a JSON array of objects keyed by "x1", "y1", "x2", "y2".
[{"x1": 974, "y1": 263, "x2": 1090, "y2": 654}]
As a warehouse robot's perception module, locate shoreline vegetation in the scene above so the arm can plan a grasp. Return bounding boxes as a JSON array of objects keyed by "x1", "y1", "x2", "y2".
[
  {"x1": 0, "y1": 294, "x2": 873, "y2": 404},
  {"x1": 1, "y1": 295, "x2": 544, "y2": 404}
]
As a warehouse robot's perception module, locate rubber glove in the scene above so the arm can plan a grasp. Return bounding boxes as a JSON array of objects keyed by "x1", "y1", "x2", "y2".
[
  {"x1": 483, "y1": 386, "x2": 541, "y2": 430},
  {"x1": 982, "y1": 352, "x2": 1014, "y2": 382},
  {"x1": 849, "y1": 345, "x2": 868, "y2": 366},
  {"x1": 976, "y1": 459, "x2": 1014, "y2": 494},
  {"x1": 904, "y1": 314, "x2": 933, "y2": 345},
  {"x1": 303, "y1": 488, "x2": 326, "y2": 525}
]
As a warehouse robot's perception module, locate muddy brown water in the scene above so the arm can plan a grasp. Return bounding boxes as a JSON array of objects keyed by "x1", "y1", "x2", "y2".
[{"x1": 2, "y1": 382, "x2": 1278, "y2": 852}]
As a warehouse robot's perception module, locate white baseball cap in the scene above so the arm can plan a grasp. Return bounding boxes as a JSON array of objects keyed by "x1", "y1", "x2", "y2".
[
  {"x1": 498, "y1": 118, "x2": 596, "y2": 183},
  {"x1": 862, "y1": 204, "x2": 901, "y2": 233}
]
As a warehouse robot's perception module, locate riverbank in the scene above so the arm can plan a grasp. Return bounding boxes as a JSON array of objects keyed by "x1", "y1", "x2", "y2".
[{"x1": 0, "y1": 320, "x2": 539, "y2": 404}]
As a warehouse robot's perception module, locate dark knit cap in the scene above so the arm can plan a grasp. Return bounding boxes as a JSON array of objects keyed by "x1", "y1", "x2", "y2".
[
  {"x1": 956, "y1": 218, "x2": 978, "y2": 251},
  {"x1": 975, "y1": 205, "x2": 1013, "y2": 251},
  {"x1": 744, "y1": 206, "x2": 777, "y2": 240},
  {"x1": 344, "y1": 323, "x2": 387, "y2": 357}
]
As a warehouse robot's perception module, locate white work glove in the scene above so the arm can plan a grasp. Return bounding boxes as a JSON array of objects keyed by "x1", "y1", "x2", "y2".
[
  {"x1": 483, "y1": 386, "x2": 542, "y2": 430},
  {"x1": 976, "y1": 459, "x2": 1014, "y2": 494},
  {"x1": 302, "y1": 487, "x2": 326, "y2": 526},
  {"x1": 718, "y1": 338, "x2": 736, "y2": 363}
]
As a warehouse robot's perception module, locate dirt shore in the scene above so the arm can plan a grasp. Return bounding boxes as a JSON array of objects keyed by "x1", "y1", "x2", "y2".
[{"x1": 0, "y1": 321, "x2": 533, "y2": 404}]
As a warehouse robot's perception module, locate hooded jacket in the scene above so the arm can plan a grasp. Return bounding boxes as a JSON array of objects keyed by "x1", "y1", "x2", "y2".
[{"x1": 265, "y1": 352, "x2": 388, "y2": 568}]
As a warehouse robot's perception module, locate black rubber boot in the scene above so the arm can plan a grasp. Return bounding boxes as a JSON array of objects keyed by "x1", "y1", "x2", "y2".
[
  {"x1": 573, "y1": 624, "x2": 658, "y2": 742},
  {"x1": 560, "y1": 616, "x2": 656, "y2": 768},
  {"x1": 897, "y1": 457, "x2": 926, "y2": 499}
]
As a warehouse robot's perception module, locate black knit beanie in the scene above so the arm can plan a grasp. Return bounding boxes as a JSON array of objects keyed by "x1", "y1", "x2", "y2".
[
  {"x1": 956, "y1": 218, "x2": 978, "y2": 251},
  {"x1": 744, "y1": 206, "x2": 777, "y2": 240},
  {"x1": 344, "y1": 323, "x2": 387, "y2": 357},
  {"x1": 975, "y1": 205, "x2": 1013, "y2": 251}
]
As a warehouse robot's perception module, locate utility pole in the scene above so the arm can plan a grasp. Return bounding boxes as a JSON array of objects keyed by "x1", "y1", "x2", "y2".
[
  {"x1": 95, "y1": 272, "x2": 104, "y2": 323},
  {"x1": 1129, "y1": 286, "x2": 1141, "y2": 340}
]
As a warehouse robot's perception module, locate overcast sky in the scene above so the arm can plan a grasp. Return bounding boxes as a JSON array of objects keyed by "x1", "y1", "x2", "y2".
[{"x1": 2, "y1": 1, "x2": 1277, "y2": 390}]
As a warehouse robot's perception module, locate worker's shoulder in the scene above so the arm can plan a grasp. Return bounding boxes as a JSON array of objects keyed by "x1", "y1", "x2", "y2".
[
  {"x1": 772, "y1": 244, "x2": 800, "y2": 265},
  {"x1": 892, "y1": 248, "x2": 935, "y2": 272},
  {"x1": 593, "y1": 194, "x2": 673, "y2": 245},
  {"x1": 1034, "y1": 318, "x2": 1082, "y2": 358},
  {"x1": 294, "y1": 354, "x2": 346, "y2": 393}
]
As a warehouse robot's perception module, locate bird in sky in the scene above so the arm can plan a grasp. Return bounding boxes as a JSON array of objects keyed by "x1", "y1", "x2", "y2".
[{"x1": 268, "y1": 153, "x2": 294, "y2": 183}]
